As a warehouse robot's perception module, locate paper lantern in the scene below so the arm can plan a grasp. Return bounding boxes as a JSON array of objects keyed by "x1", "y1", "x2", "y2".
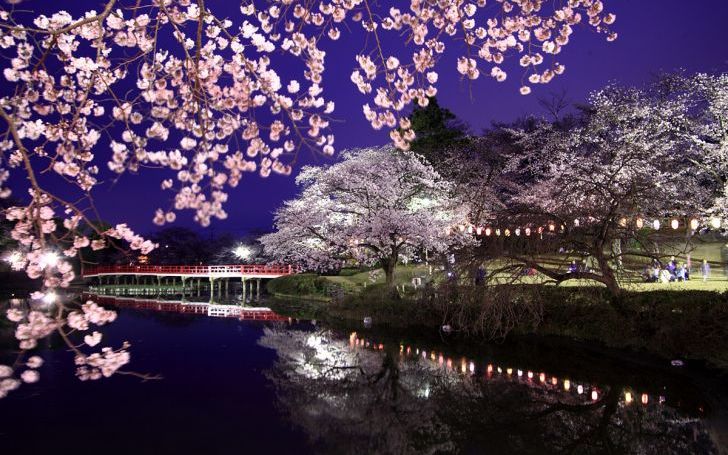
[
  {"x1": 459, "y1": 224, "x2": 466, "y2": 232},
  {"x1": 711, "y1": 217, "x2": 722, "y2": 229},
  {"x1": 495, "y1": 228, "x2": 501, "y2": 236},
  {"x1": 690, "y1": 219, "x2": 699, "y2": 230},
  {"x1": 641, "y1": 393, "x2": 649, "y2": 405},
  {"x1": 591, "y1": 390, "x2": 599, "y2": 401},
  {"x1": 636, "y1": 218, "x2": 644, "y2": 229},
  {"x1": 548, "y1": 223, "x2": 555, "y2": 232},
  {"x1": 515, "y1": 228, "x2": 521, "y2": 236},
  {"x1": 485, "y1": 227, "x2": 492, "y2": 236},
  {"x1": 619, "y1": 217, "x2": 627, "y2": 227},
  {"x1": 467, "y1": 225, "x2": 473, "y2": 234},
  {"x1": 671, "y1": 219, "x2": 679, "y2": 230},
  {"x1": 625, "y1": 392, "x2": 633, "y2": 404},
  {"x1": 525, "y1": 227, "x2": 531, "y2": 236},
  {"x1": 504, "y1": 229, "x2": 511, "y2": 237},
  {"x1": 574, "y1": 218, "x2": 580, "y2": 227},
  {"x1": 476, "y1": 226, "x2": 482, "y2": 235},
  {"x1": 653, "y1": 220, "x2": 660, "y2": 230}
]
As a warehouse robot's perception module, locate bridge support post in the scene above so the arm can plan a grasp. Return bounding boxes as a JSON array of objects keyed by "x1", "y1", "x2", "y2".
[
  {"x1": 256, "y1": 279, "x2": 261, "y2": 300},
  {"x1": 242, "y1": 278, "x2": 247, "y2": 302},
  {"x1": 209, "y1": 277, "x2": 215, "y2": 301},
  {"x1": 224, "y1": 278, "x2": 229, "y2": 296}
]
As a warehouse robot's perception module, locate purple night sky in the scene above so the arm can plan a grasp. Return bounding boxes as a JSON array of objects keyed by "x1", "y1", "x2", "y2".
[{"x1": 8, "y1": 1, "x2": 728, "y2": 236}]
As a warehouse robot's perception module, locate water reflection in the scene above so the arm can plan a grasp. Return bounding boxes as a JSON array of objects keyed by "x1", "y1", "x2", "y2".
[
  {"x1": 83, "y1": 293, "x2": 289, "y2": 321},
  {"x1": 259, "y1": 328, "x2": 725, "y2": 454}
]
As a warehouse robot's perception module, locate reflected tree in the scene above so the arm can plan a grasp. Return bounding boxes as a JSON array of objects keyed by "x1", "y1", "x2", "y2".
[{"x1": 259, "y1": 328, "x2": 721, "y2": 454}]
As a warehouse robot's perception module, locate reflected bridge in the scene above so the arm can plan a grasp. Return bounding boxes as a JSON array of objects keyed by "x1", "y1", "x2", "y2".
[{"x1": 81, "y1": 264, "x2": 296, "y2": 301}]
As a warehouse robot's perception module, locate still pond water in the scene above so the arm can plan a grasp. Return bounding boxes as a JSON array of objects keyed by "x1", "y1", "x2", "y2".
[{"x1": 1, "y1": 293, "x2": 727, "y2": 454}]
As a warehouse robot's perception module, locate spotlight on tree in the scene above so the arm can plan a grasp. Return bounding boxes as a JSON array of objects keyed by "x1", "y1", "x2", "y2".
[{"x1": 233, "y1": 245, "x2": 253, "y2": 261}]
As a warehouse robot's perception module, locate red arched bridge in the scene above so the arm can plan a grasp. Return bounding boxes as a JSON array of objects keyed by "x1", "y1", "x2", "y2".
[
  {"x1": 82, "y1": 264, "x2": 296, "y2": 279},
  {"x1": 82, "y1": 264, "x2": 297, "y2": 300}
]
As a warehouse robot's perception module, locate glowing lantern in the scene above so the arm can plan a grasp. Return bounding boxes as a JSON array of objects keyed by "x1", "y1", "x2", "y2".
[
  {"x1": 485, "y1": 227, "x2": 492, "y2": 236},
  {"x1": 619, "y1": 217, "x2": 627, "y2": 227},
  {"x1": 459, "y1": 224, "x2": 466, "y2": 232},
  {"x1": 671, "y1": 219, "x2": 679, "y2": 230},
  {"x1": 504, "y1": 229, "x2": 511, "y2": 237},
  {"x1": 476, "y1": 226, "x2": 482, "y2": 235},
  {"x1": 574, "y1": 218, "x2": 580, "y2": 227},
  {"x1": 551, "y1": 377, "x2": 558, "y2": 386},
  {"x1": 548, "y1": 223, "x2": 555, "y2": 232},
  {"x1": 564, "y1": 379, "x2": 571, "y2": 391},
  {"x1": 446, "y1": 358, "x2": 452, "y2": 369},
  {"x1": 527, "y1": 371, "x2": 534, "y2": 380},
  {"x1": 591, "y1": 390, "x2": 599, "y2": 401},
  {"x1": 497, "y1": 367, "x2": 503, "y2": 374},
  {"x1": 525, "y1": 228, "x2": 531, "y2": 236},
  {"x1": 469, "y1": 361, "x2": 475, "y2": 374},
  {"x1": 636, "y1": 218, "x2": 644, "y2": 229},
  {"x1": 495, "y1": 228, "x2": 501, "y2": 236},
  {"x1": 537, "y1": 226, "x2": 544, "y2": 234},
  {"x1": 445, "y1": 227, "x2": 451, "y2": 235},
  {"x1": 506, "y1": 368, "x2": 512, "y2": 375},
  {"x1": 653, "y1": 220, "x2": 660, "y2": 230},
  {"x1": 467, "y1": 225, "x2": 473, "y2": 234},
  {"x1": 711, "y1": 217, "x2": 722, "y2": 229},
  {"x1": 517, "y1": 369, "x2": 523, "y2": 377},
  {"x1": 515, "y1": 228, "x2": 521, "y2": 236},
  {"x1": 539, "y1": 373, "x2": 546, "y2": 383},
  {"x1": 690, "y1": 219, "x2": 699, "y2": 230},
  {"x1": 487, "y1": 364, "x2": 493, "y2": 374},
  {"x1": 42, "y1": 292, "x2": 57, "y2": 304},
  {"x1": 625, "y1": 391, "x2": 633, "y2": 404},
  {"x1": 641, "y1": 394, "x2": 649, "y2": 405},
  {"x1": 577, "y1": 384, "x2": 584, "y2": 395}
]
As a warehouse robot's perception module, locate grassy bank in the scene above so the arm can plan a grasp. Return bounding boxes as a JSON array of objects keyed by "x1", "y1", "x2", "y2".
[{"x1": 267, "y1": 272, "x2": 728, "y2": 369}]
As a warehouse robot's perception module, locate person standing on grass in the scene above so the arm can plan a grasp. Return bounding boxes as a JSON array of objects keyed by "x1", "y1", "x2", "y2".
[{"x1": 701, "y1": 259, "x2": 711, "y2": 282}]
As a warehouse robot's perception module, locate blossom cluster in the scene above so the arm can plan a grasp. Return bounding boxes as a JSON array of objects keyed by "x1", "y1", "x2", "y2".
[{"x1": 1, "y1": 299, "x2": 131, "y2": 399}]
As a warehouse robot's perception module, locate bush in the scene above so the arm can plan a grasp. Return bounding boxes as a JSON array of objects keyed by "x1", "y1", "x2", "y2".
[{"x1": 266, "y1": 274, "x2": 332, "y2": 298}]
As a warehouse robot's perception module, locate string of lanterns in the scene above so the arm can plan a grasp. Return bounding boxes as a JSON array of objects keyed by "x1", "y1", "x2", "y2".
[
  {"x1": 349, "y1": 332, "x2": 677, "y2": 410},
  {"x1": 447, "y1": 216, "x2": 723, "y2": 237}
]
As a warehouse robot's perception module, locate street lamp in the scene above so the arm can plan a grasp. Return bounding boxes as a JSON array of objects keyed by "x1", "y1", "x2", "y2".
[{"x1": 233, "y1": 245, "x2": 252, "y2": 261}]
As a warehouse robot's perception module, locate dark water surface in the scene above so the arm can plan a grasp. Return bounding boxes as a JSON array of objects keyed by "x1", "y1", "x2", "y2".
[{"x1": 1, "y1": 295, "x2": 727, "y2": 454}]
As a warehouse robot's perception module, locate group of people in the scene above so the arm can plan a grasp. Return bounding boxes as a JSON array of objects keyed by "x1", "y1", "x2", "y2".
[{"x1": 643, "y1": 257, "x2": 712, "y2": 283}]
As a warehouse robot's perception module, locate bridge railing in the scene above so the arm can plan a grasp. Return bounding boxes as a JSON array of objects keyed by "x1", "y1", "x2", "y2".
[{"x1": 82, "y1": 264, "x2": 296, "y2": 277}]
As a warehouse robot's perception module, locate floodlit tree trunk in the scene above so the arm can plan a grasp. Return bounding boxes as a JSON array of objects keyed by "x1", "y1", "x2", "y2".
[
  {"x1": 381, "y1": 248, "x2": 399, "y2": 287},
  {"x1": 382, "y1": 258, "x2": 396, "y2": 287}
]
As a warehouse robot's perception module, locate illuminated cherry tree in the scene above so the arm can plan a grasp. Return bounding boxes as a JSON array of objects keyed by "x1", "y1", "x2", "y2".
[
  {"x1": 260, "y1": 146, "x2": 472, "y2": 284},
  {"x1": 506, "y1": 86, "x2": 705, "y2": 294},
  {"x1": 0, "y1": 0, "x2": 616, "y2": 395},
  {"x1": 680, "y1": 73, "x2": 728, "y2": 221}
]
